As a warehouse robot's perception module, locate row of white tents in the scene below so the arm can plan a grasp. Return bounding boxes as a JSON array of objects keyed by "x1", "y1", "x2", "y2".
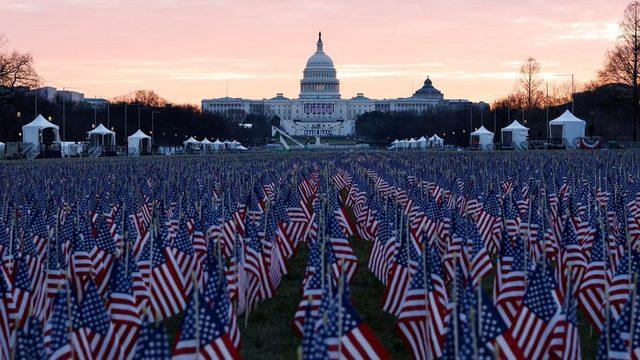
[
  {"x1": 389, "y1": 135, "x2": 445, "y2": 149},
  {"x1": 388, "y1": 110, "x2": 587, "y2": 151},
  {"x1": 15, "y1": 115, "x2": 248, "y2": 157},
  {"x1": 183, "y1": 137, "x2": 247, "y2": 151},
  {"x1": 470, "y1": 110, "x2": 586, "y2": 150},
  {"x1": 7, "y1": 110, "x2": 590, "y2": 156}
]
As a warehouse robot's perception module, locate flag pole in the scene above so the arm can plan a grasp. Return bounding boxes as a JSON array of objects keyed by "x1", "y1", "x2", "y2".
[
  {"x1": 194, "y1": 272, "x2": 200, "y2": 357},
  {"x1": 423, "y1": 248, "x2": 432, "y2": 360},
  {"x1": 629, "y1": 273, "x2": 638, "y2": 356}
]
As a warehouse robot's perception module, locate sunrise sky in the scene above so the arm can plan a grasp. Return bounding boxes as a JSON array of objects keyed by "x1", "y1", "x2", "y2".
[{"x1": 0, "y1": 0, "x2": 627, "y2": 105}]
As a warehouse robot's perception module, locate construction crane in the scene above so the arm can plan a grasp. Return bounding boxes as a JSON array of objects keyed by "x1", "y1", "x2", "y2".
[{"x1": 271, "y1": 126, "x2": 305, "y2": 150}]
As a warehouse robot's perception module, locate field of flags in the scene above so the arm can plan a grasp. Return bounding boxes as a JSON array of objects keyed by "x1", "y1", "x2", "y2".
[{"x1": 0, "y1": 150, "x2": 639, "y2": 359}]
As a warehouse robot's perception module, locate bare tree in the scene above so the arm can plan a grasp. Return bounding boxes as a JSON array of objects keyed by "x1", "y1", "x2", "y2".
[
  {"x1": 491, "y1": 92, "x2": 525, "y2": 110},
  {"x1": 113, "y1": 89, "x2": 167, "y2": 107},
  {"x1": 519, "y1": 57, "x2": 544, "y2": 110},
  {"x1": 0, "y1": 35, "x2": 40, "y2": 106},
  {"x1": 599, "y1": 1, "x2": 640, "y2": 140},
  {"x1": 548, "y1": 81, "x2": 586, "y2": 107}
]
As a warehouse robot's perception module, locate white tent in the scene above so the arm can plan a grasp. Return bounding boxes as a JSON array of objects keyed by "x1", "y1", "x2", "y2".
[
  {"x1": 429, "y1": 134, "x2": 444, "y2": 148},
  {"x1": 127, "y1": 130, "x2": 151, "y2": 156},
  {"x1": 417, "y1": 136, "x2": 428, "y2": 148},
  {"x1": 406, "y1": 138, "x2": 418, "y2": 148},
  {"x1": 470, "y1": 126, "x2": 494, "y2": 150},
  {"x1": 237, "y1": 145, "x2": 248, "y2": 151},
  {"x1": 22, "y1": 114, "x2": 60, "y2": 146},
  {"x1": 183, "y1": 137, "x2": 202, "y2": 152},
  {"x1": 201, "y1": 138, "x2": 214, "y2": 150},
  {"x1": 0, "y1": 142, "x2": 4, "y2": 158},
  {"x1": 501, "y1": 120, "x2": 529, "y2": 149},
  {"x1": 183, "y1": 136, "x2": 201, "y2": 146},
  {"x1": 549, "y1": 110, "x2": 586, "y2": 148},
  {"x1": 87, "y1": 123, "x2": 116, "y2": 148},
  {"x1": 213, "y1": 139, "x2": 224, "y2": 150},
  {"x1": 229, "y1": 140, "x2": 241, "y2": 150}
]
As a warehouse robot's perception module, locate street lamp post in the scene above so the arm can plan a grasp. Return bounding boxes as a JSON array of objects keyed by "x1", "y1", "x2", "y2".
[
  {"x1": 138, "y1": 107, "x2": 147, "y2": 129},
  {"x1": 16, "y1": 112, "x2": 21, "y2": 141},
  {"x1": 469, "y1": 107, "x2": 473, "y2": 146},
  {"x1": 62, "y1": 97, "x2": 66, "y2": 142},
  {"x1": 151, "y1": 111, "x2": 160, "y2": 150},
  {"x1": 124, "y1": 103, "x2": 128, "y2": 144}
]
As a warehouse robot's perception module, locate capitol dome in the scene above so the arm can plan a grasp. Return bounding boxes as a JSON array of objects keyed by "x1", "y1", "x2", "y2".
[{"x1": 300, "y1": 32, "x2": 340, "y2": 99}]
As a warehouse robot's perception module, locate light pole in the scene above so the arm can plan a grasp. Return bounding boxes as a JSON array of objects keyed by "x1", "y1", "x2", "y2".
[
  {"x1": 151, "y1": 111, "x2": 160, "y2": 150},
  {"x1": 62, "y1": 96, "x2": 66, "y2": 142},
  {"x1": 16, "y1": 112, "x2": 21, "y2": 141},
  {"x1": 469, "y1": 107, "x2": 473, "y2": 146},
  {"x1": 124, "y1": 103, "x2": 128, "y2": 144},
  {"x1": 546, "y1": 82, "x2": 550, "y2": 140},
  {"x1": 61, "y1": 86, "x2": 79, "y2": 143},
  {"x1": 137, "y1": 107, "x2": 148, "y2": 129}
]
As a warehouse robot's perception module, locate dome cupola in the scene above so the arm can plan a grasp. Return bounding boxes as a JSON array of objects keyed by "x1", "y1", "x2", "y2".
[
  {"x1": 300, "y1": 32, "x2": 340, "y2": 99},
  {"x1": 412, "y1": 76, "x2": 443, "y2": 100}
]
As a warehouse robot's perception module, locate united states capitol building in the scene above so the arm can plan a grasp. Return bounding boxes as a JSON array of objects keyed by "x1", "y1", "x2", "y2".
[{"x1": 202, "y1": 33, "x2": 487, "y2": 137}]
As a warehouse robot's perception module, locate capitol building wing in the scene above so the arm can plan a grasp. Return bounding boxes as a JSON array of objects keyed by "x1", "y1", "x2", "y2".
[{"x1": 202, "y1": 33, "x2": 486, "y2": 137}]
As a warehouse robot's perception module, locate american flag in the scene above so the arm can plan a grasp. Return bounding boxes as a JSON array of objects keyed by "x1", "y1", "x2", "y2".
[
  {"x1": 172, "y1": 290, "x2": 239, "y2": 359},
  {"x1": 507, "y1": 266, "x2": 561, "y2": 359},
  {"x1": 336, "y1": 292, "x2": 390, "y2": 360},
  {"x1": 244, "y1": 220, "x2": 273, "y2": 310},
  {"x1": 549, "y1": 280, "x2": 582, "y2": 360},
  {"x1": 382, "y1": 232, "x2": 411, "y2": 317},
  {"x1": 89, "y1": 217, "x2": 117, "y2": 296},
  {"x1": 0, "y1": 274, "x2": 10, "y2": 359},
  {"x1": 468, "y1": 223, "x2": 493, "y2": 289},
  {"x1": 397, "y1": 250, "x2": 447, "y2": 359},
  {"x1": 145, "y1": 235, "x2": 187, "y2": 322},
  {"x1": 293, "y1": 267, "x2": 323, "y2": 336},
  {"x1": 15, "y1": 315, "x2": 47, "y2": 359},
  {"x1": 205, "y1": 258, "x2": 240, "y2": 350},
  {"x1": 133, "y1": 322, "x2": 171, "y2": 360},
  {"x1": 72, "y1": 280, "x2": 124, "y2": 359},
  {"x1": 476, "y1": 191, "x2": 503, "y2": 254},
  {"x1": 8, "y1": 256, "x2": 34, "y2": 328},
  {"x1": 107, "y1": 259, "x2": 142, "y2": 358},
  {"x1": 608, "y1": 250, "x2": 638, "y2": 320},
  {"x1": 494, "y1": 239, "x2": 526, "y2": 326},
  {"x1": 44, "y1": 288, "x2": 73, "y2": 360},
  {"x1": 327, "y1": 215, "x2": 358, "y2": 283},
  {"x1": 577, "y1": 227, "x2": 608, "y2": 332}
]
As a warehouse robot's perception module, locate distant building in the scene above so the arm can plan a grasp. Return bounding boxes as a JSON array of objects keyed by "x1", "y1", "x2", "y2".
[
  {"x1": 202, "y1": 32, "x2": 487, "y2": 137},
  {"x1": 35, "y1": 86, "x2": 58, "y2": 102},
  {"x1": 84, "y1": 97, "x2": 109, "y2": 107},
  {"x1": 33, "y1": 87, "x2": 85, "y2": 103},
  {"x1": 57, "y1": 90, "x2": 85, "y2": 103}
]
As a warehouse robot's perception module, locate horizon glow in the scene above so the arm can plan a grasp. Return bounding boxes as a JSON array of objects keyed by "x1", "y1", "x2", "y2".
[{"x1": 0, "y1": 0, "x2": 628, "y2": 105}]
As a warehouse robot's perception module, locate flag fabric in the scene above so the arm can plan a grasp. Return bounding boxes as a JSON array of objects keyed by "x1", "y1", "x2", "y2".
[
  {"x1": 507, "y1": 266, "x2": 561, "y2": 360},
  {"x1": 172, "y1": 289, "x2": 240, "y2": 359}
]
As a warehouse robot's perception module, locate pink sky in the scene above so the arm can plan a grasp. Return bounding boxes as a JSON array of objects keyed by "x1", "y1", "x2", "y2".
[{"x1": 0, "y1": 0, "x2": 628, "y2": 105}]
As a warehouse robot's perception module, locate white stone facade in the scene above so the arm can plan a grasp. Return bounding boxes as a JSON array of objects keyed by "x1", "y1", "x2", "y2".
[{"x1": 202, "y1": 33, "x2": 486, "y2": 137}]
